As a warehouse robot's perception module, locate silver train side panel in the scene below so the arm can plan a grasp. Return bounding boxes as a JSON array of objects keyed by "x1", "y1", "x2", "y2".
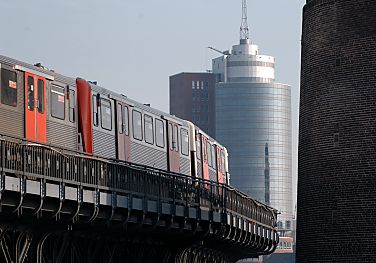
[
  {"x1": 47, "y1": 120, "x2": 77, "y2": 150},
  {"x1": 0, "y1": 67, "x2": 24, "y2": 138},
  {"x1": 209, "y1": 169, "x2": 217, "y2": 182},
  {"x1": 180, "y1": 157, "x2": 190, "y2": 176},
  {"x1": 130, "y1": 141, "x2": 167, "y2": 171},
  {"x1": 46, "y1": 81, "x2": 77, "y2": 151},
  {"x1": 91, "y1": 86, "x2": 116, "y2": 159},
  {"x1": 93, "y1": 129, "x2": 116, "y2": 159},
  {"x1": 197, "y1": 161, "x2": 203, "y2": 178}
]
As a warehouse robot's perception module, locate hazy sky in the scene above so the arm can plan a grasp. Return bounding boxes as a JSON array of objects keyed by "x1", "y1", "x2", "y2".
[{"x1": 1, "y1": 0, "x2": 306, "y2": 206}]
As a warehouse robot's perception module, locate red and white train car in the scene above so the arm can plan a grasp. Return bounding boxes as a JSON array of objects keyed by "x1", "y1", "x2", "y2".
[{"x1": 0, "y1": 54, "x2": 229, "y2": 185}]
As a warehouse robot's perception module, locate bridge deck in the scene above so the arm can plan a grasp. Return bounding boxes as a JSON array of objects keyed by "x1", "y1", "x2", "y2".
[{"x1": 0, "y1": 135, "x2": 278, "y2": 262}]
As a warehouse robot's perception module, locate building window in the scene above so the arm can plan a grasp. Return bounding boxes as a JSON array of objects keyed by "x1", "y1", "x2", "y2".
[
  {"x1": 69, "y1": 89, "x2": 75, "y2": 123},
  {"x1": 132, "y1": 110, "x2": 143, "y2": 141},
  {"x1": 334, "y1": 133, "x2": 339, "y2": 147},
  {"x1": 1, "y1": 69, "x2": 17, "y2": 107},
  {"x1": 144, "y1": 114, "x2": 154, "y2": 145},
  {"x1": 181, "y1": 128, "x2": 189, "y2": 156},
  {"x1": 155, "y1": 119, "x2": 164, "y2": 148},
  {"x1": 192, "y1": 80, "x2": 195, "y2": 89},
  {"x1": 100, "y1": 98, "x2": 112, "y2": 131},
  {"x1": 51, "y1": 85, "x2": 65, "y2": 120}
]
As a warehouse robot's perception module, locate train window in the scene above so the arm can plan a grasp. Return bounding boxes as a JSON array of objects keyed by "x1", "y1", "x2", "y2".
[
  {"x1": 118, "y1": 104, "x2": 129, "y2": 135},
  {"x1": 144, "y1": 114, "x2": 154, "y2": 145},
  {"x1": 207, "y1": 141, "x2": 212, "y2": 167},
  {"x1": 155, "y1": 119, "x2": 164, "y2": 148},
  {"x1": 69, "y1": 89, "x2": 75, "y2": 123},
  {"x1": 202, "y1": 139, "x2": 207, "y2": 162},
  {"x1": 100, "y1": 98, "x2": 112, "y2": 131},
  {"x1": 1, "y1": 69, "x2": 17, "y2": 107},
  {"x1": 196, "y1": 140, "x2": 201, "y2": 160},
  {"x1": 37, "y1": 79, "x2": 44, "y2": 113},
  {"x1": 51, "y1": 85, "x2": 65, "y2": 119},
  {"x1": 92, "y1": 95, "x2": 98, "y2": 126},
  {"x1": 117, "y1": 104, "x2": 123, "y2": 134},
  {"x1": 28, "y1": 76, "x2": 35, "y2": 111},
  {"x1": 180, "y1": 129, "x2": 189, "y2": 156},
  {"x1": 173, "y1": 125, "x2": 179, "y2": 152},
  {"x1": 123, "y1": 106, "x2": 129, "y2": 135},
  {"x1": 168, "y1": 123, "x2": 173, "y2": 150},
  {"x1": 221, "y1": 151, "x2": 225, "y2": 173},
  {"x1": 132, "y1": 110, "x2": 143, "y2": 141},
  {"x1": 211, "y1": 145, "x2": 216, "y2": 169}
]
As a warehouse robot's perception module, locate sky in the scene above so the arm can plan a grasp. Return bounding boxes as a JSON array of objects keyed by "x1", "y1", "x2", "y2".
[{"x1": 1, "y1": 0, "x2": 306, "y2": 208}]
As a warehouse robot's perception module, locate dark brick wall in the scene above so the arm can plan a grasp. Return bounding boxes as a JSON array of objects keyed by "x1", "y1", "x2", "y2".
[
  {"x1": 297, "y1": 0, "x2": 376, "y2": 262},
  {"x1": 169, "y1": 72, "x2": 216, "y2": 138}
]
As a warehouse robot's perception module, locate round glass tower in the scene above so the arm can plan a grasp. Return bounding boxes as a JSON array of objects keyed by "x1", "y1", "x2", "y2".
[{"x1": 214, "y1": 39, "x2": 293, "y2": 232}]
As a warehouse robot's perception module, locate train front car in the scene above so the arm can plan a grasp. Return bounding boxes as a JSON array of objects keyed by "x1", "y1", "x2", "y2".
[
  {"x1": 0, "y1": 55, "x2": 78, "y2": 151},
  {"x1": 0, "y1": 54, "x2": 227, "y2": 188},
  {"x1": 186, "y1": 122, "x2": 230, "y2": 186}
]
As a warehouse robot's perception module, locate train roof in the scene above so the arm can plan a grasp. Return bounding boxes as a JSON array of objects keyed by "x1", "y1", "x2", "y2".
[
  {"x1": 0, "y1": 53, "x2": 182, "y2": 121},
  {"x1": 89, "y1": 81, "x2": 184, "y2": 123},
  {"x1": 0, "y1": 54, "x2": 76, "y2": 87},
  {"x1": 0, "y1": 53, "x2": 226, "y2": 148}
]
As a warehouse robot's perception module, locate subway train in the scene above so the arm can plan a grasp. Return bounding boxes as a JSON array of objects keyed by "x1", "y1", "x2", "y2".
[{"x1": 0, "y1": 54, "x2": 229, "y2": 185}]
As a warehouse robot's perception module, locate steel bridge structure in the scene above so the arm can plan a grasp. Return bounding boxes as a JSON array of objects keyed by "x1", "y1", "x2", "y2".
[{"x1": 0, "y1": 135, "x2": 278, "y2": 263}]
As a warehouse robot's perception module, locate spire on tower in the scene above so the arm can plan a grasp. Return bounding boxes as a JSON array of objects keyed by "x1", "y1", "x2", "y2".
[{"x1": 240, "y1": 0, "x2": 250, "y2": 40}]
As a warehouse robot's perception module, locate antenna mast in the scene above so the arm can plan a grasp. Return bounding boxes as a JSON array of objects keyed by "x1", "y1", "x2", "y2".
[{"x1": 240, "y1": 0, "x2": 250, "y2": 40}]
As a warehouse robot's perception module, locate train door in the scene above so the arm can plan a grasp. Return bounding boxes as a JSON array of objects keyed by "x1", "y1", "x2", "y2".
[
  {"x1": 216, "y1": 146, "x2": 225, "y2": 184},
  {"x1": 25, "y1": 72, "x2": 47, "y2": 143},
  {"x1": 167, "y1": 121, "x2": 180, "y2": 173},
  {"x1": 116, "y1": 102, "x2": 131, "y2": 161},
  {"x1": 201, "y1": 134, "x2": 209, "y2": 181}
]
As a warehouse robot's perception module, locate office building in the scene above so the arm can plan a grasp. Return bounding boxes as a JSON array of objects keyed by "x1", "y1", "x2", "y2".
[
  {"x1": 169, "y1": 72, "x2": 215, "y2": 138},
  {"x1": 214, "y1": 38, "x2": 293, "y2": 234},
  {"x1": 297, "y1": 0, "x2": 376, "y2": 262}
]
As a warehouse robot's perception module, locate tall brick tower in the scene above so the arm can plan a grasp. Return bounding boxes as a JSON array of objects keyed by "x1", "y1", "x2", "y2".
[{"x1": 297, "y1": 0, "x2": 376, "y2": 262}]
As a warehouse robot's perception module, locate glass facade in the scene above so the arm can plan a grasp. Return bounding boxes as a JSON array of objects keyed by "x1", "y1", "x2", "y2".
[
  {"x1": 213, "y1": 38, "x2": 293, "y2": 231},
  {"x1": 216, "y1": 82, "x2": 292, "y2": 228}
]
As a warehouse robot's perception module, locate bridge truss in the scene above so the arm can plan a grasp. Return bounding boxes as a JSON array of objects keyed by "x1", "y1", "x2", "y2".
[{"x1": 0, "y1": 135, "x2": 278, "y2": 262}]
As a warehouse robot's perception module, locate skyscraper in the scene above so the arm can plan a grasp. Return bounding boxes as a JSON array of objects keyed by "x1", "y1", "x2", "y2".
[
  {"x1": 297, "y1": 0, "x2": 376, "y2": 262},
  {"x1": 213, "y1": 18, "x2": 293, "y2": 236},
  {"x1": 169, "y1": 72, "x2": 216, "y2": 138}
]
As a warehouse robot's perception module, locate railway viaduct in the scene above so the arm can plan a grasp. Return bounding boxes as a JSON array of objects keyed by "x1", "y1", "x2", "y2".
[{"x1": 0, "y1": 136, "x2": 278, "y2": 262}]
